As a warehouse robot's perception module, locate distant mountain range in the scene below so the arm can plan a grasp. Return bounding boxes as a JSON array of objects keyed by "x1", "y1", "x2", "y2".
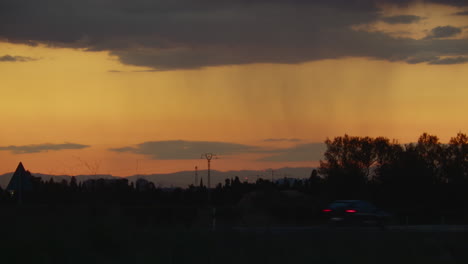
[{"x1": 0, "y1": 167, "x2": 316, "y2": 189}]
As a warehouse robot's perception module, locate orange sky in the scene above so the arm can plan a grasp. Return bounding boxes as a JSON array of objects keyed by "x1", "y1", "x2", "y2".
[{"x1": 0, "y1": 2, "x2": 467, "y2": 176}]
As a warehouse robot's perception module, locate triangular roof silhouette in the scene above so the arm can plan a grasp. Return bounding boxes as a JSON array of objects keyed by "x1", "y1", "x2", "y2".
[{"x1": 6, "y1": 162, "x2": 33, "y2": 192}]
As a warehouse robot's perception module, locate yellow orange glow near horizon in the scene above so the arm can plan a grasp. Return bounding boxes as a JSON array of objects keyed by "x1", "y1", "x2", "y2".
[{"x1": 1, "y1": 5, "x2": 468, "y2": 177}]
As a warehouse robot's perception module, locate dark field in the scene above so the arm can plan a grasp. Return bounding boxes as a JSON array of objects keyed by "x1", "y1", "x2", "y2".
[{"x1": 2, "y1": 206, "x2": 468, "y2": 264}]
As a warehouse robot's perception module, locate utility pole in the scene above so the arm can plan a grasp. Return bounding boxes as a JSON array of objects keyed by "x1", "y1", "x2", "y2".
[
  {"x1": 201, "y1": 153, "x2": 217, "y2": 189},
  {"x1": 194, "y1": 166, "x2": 198, "y2": 186}
]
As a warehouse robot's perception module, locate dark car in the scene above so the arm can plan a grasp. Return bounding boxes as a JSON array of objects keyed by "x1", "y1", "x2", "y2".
[{"x1": 322, "y1": 200, "x2": 390, "y2": 228}]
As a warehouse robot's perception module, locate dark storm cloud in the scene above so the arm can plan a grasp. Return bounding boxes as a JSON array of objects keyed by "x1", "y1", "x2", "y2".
[
  {"x1": 407, "y1": 55, "x2": 468, "y2": 65},
  {"x1": 406, "y1": 55, "x2": 439, "y2": 64},
  {"x1": 258, "y1": 143, "x2": 326, "y2": 162},
  {"x1": 428, "y1": 56, "x2": 468, "y2": 65},
  {"x1": 454, "y1": 11, "x2": 468, "y2": 16},
  {"x1": 0, "y1": 55, "x2": 36, "y2": 62},
  {"x1": 0, "y1": 143, "x2": 90, "y2": 154},
  {"x1": 425, "y1": 26, "x2": 463, "y2": 39},
  {"x1": 430, "y1": 0, "x2": 468, "y2": 7},
  {"x1": 381, "y1": 15, "x2": 423, "y2": 24},
  {"x1": 1, "y1": 0, "x2": 468, "y2": 69},
  {"x1": 110, "y1": 140, "x2": 259, "y2": 159}
]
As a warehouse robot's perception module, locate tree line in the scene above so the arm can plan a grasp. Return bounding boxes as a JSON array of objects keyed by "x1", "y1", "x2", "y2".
[
  {"x1": 0, "y1": 132, "x2": 466, "y2": 223},
  {"x1": 318, "y1": 132, "x2": 468, "y2": 216}
]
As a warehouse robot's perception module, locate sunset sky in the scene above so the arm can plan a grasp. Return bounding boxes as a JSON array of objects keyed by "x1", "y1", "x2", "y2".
[{"x1": 0, "y1": 0, "x2": 467, "y2": 177}]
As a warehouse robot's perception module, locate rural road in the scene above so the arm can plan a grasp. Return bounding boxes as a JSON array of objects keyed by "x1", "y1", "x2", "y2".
[{"x1": 232, "y1": 225, "x2": 468, "y2": 233}]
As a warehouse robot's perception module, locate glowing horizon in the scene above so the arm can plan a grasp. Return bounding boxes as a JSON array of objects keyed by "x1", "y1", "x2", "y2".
[{"x1": 1, "y1": 1, "x2": 467, "y2": 177}]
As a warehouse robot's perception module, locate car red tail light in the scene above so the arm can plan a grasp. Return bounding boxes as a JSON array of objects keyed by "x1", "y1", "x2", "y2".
[
  {"x1": 345, "y1": 209, "x2": 357, "y2": 213},
  {"x1": 323, "y1": 209, "x2": 332, "y2": 212}
]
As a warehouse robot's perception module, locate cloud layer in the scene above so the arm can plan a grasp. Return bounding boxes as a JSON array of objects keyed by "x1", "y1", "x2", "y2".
[
  {"x1": 110, "y1": 140, "x2": 258, "y2": 159},
  {"x1": 425, "y1": 26, "x2": 463, "y2": 39},
  {"x1": 1, "y1": 0, "x2": 468, "y2": 69},
  {"x1": 0, "y1": 143, "x2": 90, "y2": 154},
  {"x1": 381, "y1": 15, "x2": 423, "y2": 24},
  {"x1": 110, "y1": 140, "x2": 326, "y2": 162},
  {"x1": 0, "y1": 55, "x2": 36, "y2": 62}
]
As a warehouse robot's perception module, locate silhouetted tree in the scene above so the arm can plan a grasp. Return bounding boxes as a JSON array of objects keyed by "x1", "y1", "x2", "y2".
[
  {"x1": 416, "y1": 133, "x2": 445, "y2": 184},
  {"x1": 445, "y1": 132, "x2": 468, "y2": 184},
  {"x1": 232, "y1": 177, "x2": 241, "y2": 188},
  {"x1": 70, "y1": 176, "x2": 78, "y2": 189},
  {"x1": 199, "y1": 178, "x2": 204, "y2": 188},
  {"x1": 310, "y1": 169, "x2": 318, "y2": 179},
  {"x1": 60, "y1": 179, "x2": 68, "y2": 187},
  {"x1": 224, "y1": 178, "x2": 231, "y2": 188},
  {"x1": 308, "y1": 169, "x2": 322, "y2": 196},
  {"x1": 319, "y1": 135, "x2": 381, "y2": 198}
]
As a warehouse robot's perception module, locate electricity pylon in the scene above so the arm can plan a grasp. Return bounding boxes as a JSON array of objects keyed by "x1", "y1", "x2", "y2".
[{"x1": 201, "y1": 153, "x2": 217, "y2": 189}]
